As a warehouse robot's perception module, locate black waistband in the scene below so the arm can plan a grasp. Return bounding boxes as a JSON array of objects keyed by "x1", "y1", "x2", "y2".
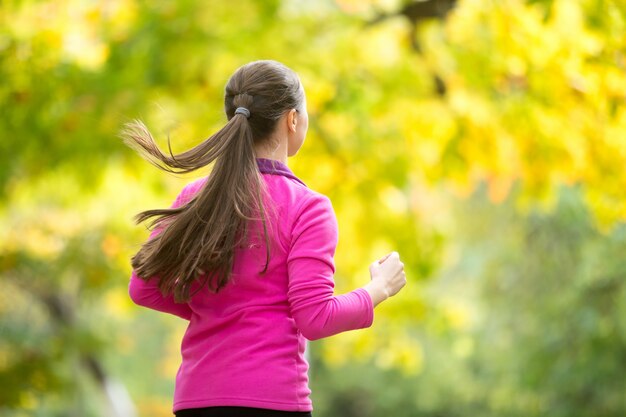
[{"x1": 175, "y1": 406, "x2": 312, "y2": 417}]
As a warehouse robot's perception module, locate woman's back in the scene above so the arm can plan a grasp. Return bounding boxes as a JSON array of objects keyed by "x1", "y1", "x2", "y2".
[{"x1": 130, "y1": 158, "x2": 374, "y2": 413}]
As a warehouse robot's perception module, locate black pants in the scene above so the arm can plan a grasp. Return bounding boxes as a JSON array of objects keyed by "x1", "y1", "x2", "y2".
[{"x1": 174, "y1": 406, "x2": 312, "y2": 417}]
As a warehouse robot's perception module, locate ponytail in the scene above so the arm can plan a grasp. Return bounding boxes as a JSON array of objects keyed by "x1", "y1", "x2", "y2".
[{"x1": 120, "y1": 110, "x2": 270, "y2": 302}]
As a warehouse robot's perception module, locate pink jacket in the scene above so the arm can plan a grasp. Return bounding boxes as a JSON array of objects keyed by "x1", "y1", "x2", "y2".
[{"x1": 128, "y1": 158, "x2": 374, "y2": 413}]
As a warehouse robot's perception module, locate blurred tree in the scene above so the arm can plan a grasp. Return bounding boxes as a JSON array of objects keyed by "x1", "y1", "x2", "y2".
[{"x1": 456, "y1": 186, "x2": 626, "y2": 417}]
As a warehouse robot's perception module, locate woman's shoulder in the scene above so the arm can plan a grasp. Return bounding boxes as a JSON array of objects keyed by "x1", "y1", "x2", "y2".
[
  {"x1": 186, "y1": 176, "x2": 209, "y2": 193},
  {"x1": 174, "y1": 176, "x2": 209, "y2": 206},
  {"x1": 266, "y1": 174, "x2": 332, "y2": 210},
  {"x1": 290, "y1": 187, "x2": 336, "y2": 225}
]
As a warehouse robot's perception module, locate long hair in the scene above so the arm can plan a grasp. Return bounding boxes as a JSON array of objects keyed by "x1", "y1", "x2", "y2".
[{"x1": 119, "y1": 60, "x2": 305, "y2": 302}]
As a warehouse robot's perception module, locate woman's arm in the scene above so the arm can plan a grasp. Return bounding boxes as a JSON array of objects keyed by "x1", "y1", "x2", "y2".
[
  {"x1": 128, "y1": 185, "x2": 194, "y2": 321},
  {"x1": 286, "y1": 193, "x2": 374, "y2": 341}
]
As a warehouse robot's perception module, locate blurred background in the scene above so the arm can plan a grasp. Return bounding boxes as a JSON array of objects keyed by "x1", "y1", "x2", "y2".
[{"x1": 1, "y1": 0, "x2": 625, "y2": 416}]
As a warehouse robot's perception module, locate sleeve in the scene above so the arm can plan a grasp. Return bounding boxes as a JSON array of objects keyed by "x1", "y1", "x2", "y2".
[
  {"x1": 128, "y1": 184, "x2": 194, "y2": 321},
  {"x1": 287, "y1": 193, "x2": 374, "y2": 341}
]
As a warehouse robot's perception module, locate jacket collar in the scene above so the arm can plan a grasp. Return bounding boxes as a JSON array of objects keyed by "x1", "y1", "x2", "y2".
[{"x1": 256, "y1": 158, "x2": 307, "y2": 187}]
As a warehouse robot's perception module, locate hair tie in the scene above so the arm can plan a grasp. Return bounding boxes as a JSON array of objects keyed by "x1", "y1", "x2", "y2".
[{"x1": 234, "y1": 107, "x2": 251, "y2": 119}]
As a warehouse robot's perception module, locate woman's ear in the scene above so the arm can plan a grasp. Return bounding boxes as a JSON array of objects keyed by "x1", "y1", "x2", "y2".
[{"x1": 287, "y1": 109, "x2": 298, "y2": 133}]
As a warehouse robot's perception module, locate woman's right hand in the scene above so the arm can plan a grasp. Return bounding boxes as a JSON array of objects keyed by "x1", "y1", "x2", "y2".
[{"x1": 363, "y1": 251, "x2": 407, "y2": 307}]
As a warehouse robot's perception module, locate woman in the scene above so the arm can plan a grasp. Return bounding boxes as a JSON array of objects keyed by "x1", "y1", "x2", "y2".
[{"x1": 121, "y1": 59, "x2": 406, "y2": 417}]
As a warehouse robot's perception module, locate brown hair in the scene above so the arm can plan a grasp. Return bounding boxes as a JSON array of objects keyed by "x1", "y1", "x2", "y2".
[{"x1": 119, "y1": 60, "x2": 305, "y2": 302}]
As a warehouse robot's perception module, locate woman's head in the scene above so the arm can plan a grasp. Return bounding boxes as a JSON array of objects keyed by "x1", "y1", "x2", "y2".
[
  {"x1": 120, "y1": 59, "x2": 305, "y2": 302},
  {"x1": 225, "y1": 60, "x2": 308, "y2": 157}
]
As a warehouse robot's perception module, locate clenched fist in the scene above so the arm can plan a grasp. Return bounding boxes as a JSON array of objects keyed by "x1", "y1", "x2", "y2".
[{"x1": 363, "y1": 251, "x2": 407, "y2": 307}]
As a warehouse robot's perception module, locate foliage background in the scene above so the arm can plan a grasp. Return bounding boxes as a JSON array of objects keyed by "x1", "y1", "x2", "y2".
[{"x1": 1, "y1": 0, "x2": 624, "y2": 416}]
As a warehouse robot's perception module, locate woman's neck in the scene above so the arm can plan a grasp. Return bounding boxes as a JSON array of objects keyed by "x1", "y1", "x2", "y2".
[{"x1": 253, "y1": 139, "x2": 288, "y2": 165}]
